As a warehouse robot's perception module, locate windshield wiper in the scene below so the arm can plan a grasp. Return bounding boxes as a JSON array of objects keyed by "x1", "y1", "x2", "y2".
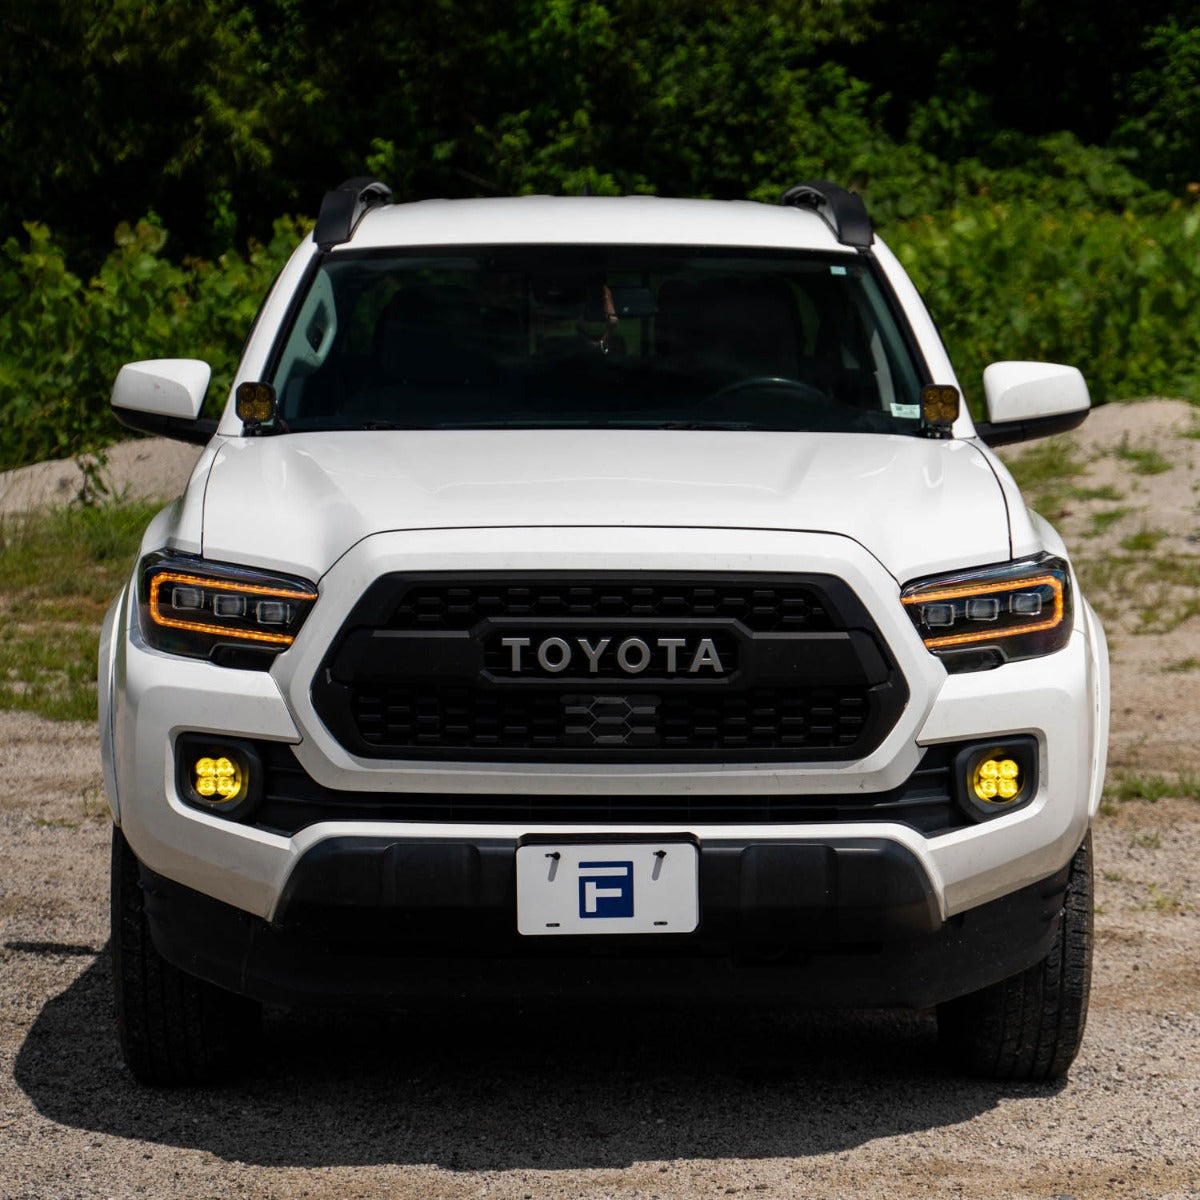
[{"x1": 653, "y1": 420, "x2": 756, "y2": 430}]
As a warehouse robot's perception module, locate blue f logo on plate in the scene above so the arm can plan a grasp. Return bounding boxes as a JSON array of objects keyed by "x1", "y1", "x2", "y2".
[{"x1": 578, "y1": 861, "x2": 634, "y2": 919}]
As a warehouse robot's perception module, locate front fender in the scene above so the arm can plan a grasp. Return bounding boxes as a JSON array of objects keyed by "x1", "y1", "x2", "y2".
[{"x1": 97, "y1": 584, "x2": 130, "y2": 823}]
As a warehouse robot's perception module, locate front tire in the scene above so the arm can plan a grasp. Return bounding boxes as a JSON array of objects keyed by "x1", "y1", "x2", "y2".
[
  {"x1": 937, "y1": 832, "x2": 1094, "y2": 1080},
  {"x1": 110, "y1": 825, "x2": 261, "y2": 1085}
]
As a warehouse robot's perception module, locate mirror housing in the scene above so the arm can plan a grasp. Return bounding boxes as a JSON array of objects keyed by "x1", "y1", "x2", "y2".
[
  {"x1": 974, "y1": 362, "x2": 1091, "y2": 447},
  {"x1": 111, "y1": 359, "x2": 218, "y2": 445}
]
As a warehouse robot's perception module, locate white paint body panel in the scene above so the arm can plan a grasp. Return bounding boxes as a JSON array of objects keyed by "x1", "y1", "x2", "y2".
[
  {"x1": 111, "y1": 358, "x2": 211, "y2": 420},
  {"x1": 199, "y1": 429, "x2": 1009, "y2": 583},
  {"x1": 984, "y1": 361, "x2": 1091, "y2": 422}
]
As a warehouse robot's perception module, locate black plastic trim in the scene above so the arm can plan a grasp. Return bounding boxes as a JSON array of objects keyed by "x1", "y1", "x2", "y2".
[
  {"x1": 313, "y1": 177, "x2": 393, "y2": 250},
  {"x1": 244, "y1": 738, "x2": 971, "y2": 836},
  {"x1": 780, "y1": 180, "x2": 874, "y2": 248},
  {"x1": 135, "y1": 837, "x2": 1076, "y2": 1009},
  {"x1": 974, "y1": 408, "x2": 1089, "y2": 447},
  {"x1": 113, "y1": 406, "x2": 217, "y2": 446}
]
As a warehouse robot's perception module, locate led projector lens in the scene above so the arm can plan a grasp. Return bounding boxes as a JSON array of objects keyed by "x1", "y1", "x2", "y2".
[
  {"x1": 194, "y1": 755, "x2": 243, "y2": 802},
  {"x1": 973, "y1": 756, "x2": 1021, "y2": 803}
]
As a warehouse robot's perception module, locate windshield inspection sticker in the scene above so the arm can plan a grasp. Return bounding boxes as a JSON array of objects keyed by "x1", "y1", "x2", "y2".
[{"x1": 891, "y1": 403, "x2": 922, "y2": 419}]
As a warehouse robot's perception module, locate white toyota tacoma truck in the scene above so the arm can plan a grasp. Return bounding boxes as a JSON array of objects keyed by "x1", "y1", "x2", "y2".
[{"x1": 100, "y1": 180, "x2": 1109, "y2": 1084}]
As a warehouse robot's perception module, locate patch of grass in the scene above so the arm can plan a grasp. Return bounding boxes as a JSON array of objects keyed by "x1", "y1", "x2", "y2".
[
  {"x1": 1073, "y1": 551, "x2": 1140, "y2": 600},
  {"x1": 1086, "y1": 507, "x2": 1134, "y2": 537},
  {"x1": 1162, "y1": 657, "x2": 1200, "y2": 673},
  {"x1": 1142, "y1": 555, "x2": 1200, "y2": 588},
  {"x1": 0, "y1": 501, "x2": 157, "y2": 721},
  {"x1": 1115, "y1": 438, "x2": 1172, "y2": 475},
  {"x1": 1131, "y1": 830, "x2": 1162, "y2": 850},
  {"x1": 1003, "y1": 437, "x2": 1086, "y2": 514},
  {"x1": 1076, "y1": 550, "x2": 1200, "y2": 634},
  {"x1": 1138, "y1": 884, "x2": 1186, "y2": 915},
  {"x1": 1119, "y1": 526, "x2": 1168, "y2": 553},
  {"x1": 1137, "y1": 591, "x2": 1200, "y2": 634},
  {"x1": 1105, "y1": 771, "x2": 1200, "y2": 805},
  {"x1": 1068, "y1": 483, "x2": 1123, "y2": 501}
]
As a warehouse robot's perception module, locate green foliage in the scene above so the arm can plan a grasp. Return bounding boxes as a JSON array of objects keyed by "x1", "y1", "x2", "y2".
[
  {"x1": 0, "y1": 218, "x2": 298, "y2": 470},
  {"x1": 1114, "y1": 439, "x2": 1173, "y2": 475},
  {"x1": 1115, "y1": 20, "x2": 1200, "y2": 191},
  {"x1": 0, "y1": 500, "x2": 159, "y2": 720},
  {"x1": 1119, "y1": 527, "x2": 1168, "y2": 553},
  {"x1": 1105, "y1": 771, "x2": 1200, "y2": 805},
  {"x1": 891, "y1": 200, "x2": 1200, "y2": 408},
  {"x1": 5, "y1": 0, "x2": 1200, "y2": 472}
]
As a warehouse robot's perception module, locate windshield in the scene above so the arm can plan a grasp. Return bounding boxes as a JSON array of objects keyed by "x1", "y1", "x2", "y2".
[{"x1": 268, "y1": 245, "x2": 928, "y2": 433}]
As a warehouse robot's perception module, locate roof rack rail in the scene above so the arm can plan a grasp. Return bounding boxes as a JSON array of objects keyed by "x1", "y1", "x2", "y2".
[
  {"x1": 779, "y1": 181, "x2": 873, "y2": 249},
  {"x1": 313, "y1": 177, "x2": 393, "y2": 250}
]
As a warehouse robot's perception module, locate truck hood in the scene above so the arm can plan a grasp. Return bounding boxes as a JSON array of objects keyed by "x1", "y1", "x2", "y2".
[{"x1": 200, "y1": 430, "x2": 1010, "y2": 582}]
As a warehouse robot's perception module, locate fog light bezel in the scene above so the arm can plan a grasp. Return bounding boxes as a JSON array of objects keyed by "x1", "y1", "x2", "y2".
[
  {"x1": 175, "y1": 735, "x2": 263, "y2": 820},
  {"x1": 952, "y1": 737, "x2": 1038, "y2": 823}
]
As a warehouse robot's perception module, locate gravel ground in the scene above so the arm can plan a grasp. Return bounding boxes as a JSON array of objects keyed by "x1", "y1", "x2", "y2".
[{"x1": 1, "y1": 408, "x2": 1198, "y2": 1199}]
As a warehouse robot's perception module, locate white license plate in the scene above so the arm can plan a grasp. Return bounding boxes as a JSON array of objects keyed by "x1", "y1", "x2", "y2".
[{"x1": 516, "y1": 842, "x2": 699, "y2": 936}]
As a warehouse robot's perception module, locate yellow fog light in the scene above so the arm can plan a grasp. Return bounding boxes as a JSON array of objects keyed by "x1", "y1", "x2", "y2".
[
  {"x1": 973, "y1": 757, "x2": 1021, "y2": 804},
  {"x1": 194, "y1": 755, "x2": 243, "y2": 802},
  {"x1": 955, "y1": 740, "x2": 1036, "y2": 822},
  {"x1": 178, "y1": 738, "x2": 261, "y2": 819}
]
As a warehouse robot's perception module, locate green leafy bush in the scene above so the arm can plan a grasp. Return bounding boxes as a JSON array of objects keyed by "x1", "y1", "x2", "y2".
[
  {"x1": 891, "y1": 199, "x2": 1200, "y2": 409},
  {"x1": 0, "y1": 218, "x2": 299, "y2": 471}
]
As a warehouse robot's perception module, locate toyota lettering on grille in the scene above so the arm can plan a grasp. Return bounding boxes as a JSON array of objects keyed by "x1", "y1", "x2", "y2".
[{"x1": 499, "y1": 635, "x2": 726, "y2": 676}]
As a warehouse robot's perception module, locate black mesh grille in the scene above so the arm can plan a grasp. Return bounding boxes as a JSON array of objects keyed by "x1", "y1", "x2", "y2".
[
  {"x1": 312, "y1": 573, "x2": 906, "y2": 762},
  {"x1": 387, "y1": 581, "x2": 835, "y2": 632},
  {"x1": 350, "y1": 685, "x2": 869, "y2": 752}
]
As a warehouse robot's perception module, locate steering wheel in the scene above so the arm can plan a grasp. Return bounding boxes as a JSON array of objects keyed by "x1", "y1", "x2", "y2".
[{"x1": 699, "y1": 375, "x2": 835, "y2": 412}]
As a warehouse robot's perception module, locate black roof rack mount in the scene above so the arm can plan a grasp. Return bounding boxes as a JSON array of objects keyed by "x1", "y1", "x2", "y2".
[
  {"x1": 779, "y1": 181, "x2": 873, "y2": 249},
  {"x1": 314, "y1": 177, "x2": 393, "y2": 250}
]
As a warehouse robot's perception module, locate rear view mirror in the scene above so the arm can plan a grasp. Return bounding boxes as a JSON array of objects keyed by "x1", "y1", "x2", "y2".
[
  {"x1": 975, "y1": 362, "x2": 1090, "y2": 447},
  {"x1": 110, "y1": 359, "x2": 217, "y2": 445},
  {"x1": 609, "y1": 287, "x2": 656, "y2": 318}
]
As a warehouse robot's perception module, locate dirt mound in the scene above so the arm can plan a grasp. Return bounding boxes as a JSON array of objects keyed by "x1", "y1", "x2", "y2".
[{"x1": 0, "y1": 438, "x2": 202, "y2": 515}]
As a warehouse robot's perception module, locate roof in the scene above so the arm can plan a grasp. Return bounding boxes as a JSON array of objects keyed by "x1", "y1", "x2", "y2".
[{"x1": 335, "y1": 194, "x2": 853, "y2": 253}]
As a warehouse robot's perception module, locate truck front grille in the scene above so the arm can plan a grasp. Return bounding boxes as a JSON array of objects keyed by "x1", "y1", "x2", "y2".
[{"x1": 311, "y1": 572, "x2": 907, "y2": 763}]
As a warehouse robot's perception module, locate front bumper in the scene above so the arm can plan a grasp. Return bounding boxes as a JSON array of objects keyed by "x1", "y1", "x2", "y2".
[
  {"x1": 100, "y1": 527, "x2": 1105, "y2": 941},
  {"x1": 138, "y1": 834, "x2": 1073, "y2": 1009}
]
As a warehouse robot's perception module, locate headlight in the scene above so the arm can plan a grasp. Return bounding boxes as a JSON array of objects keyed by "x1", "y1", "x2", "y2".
[
  {"x1": 137, "y1": 553, "x2": 317, "y2": 666},
  {"x1": 901, "y1": 555, "x2": 1072, "y2": 672}
]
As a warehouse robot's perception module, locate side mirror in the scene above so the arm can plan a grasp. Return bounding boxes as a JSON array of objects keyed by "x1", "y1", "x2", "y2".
[
  {"x1": 111, "y1": 359, "x2": 218, "y2": 445},
  {"x1": 974, "y1": 362, "x2": 1091, "y2": 447}
]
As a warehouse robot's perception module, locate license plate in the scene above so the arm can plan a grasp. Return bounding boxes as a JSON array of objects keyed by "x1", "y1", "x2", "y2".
[{"x1": 516, "y1": 842, "x2": 699, "y2": 936}]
